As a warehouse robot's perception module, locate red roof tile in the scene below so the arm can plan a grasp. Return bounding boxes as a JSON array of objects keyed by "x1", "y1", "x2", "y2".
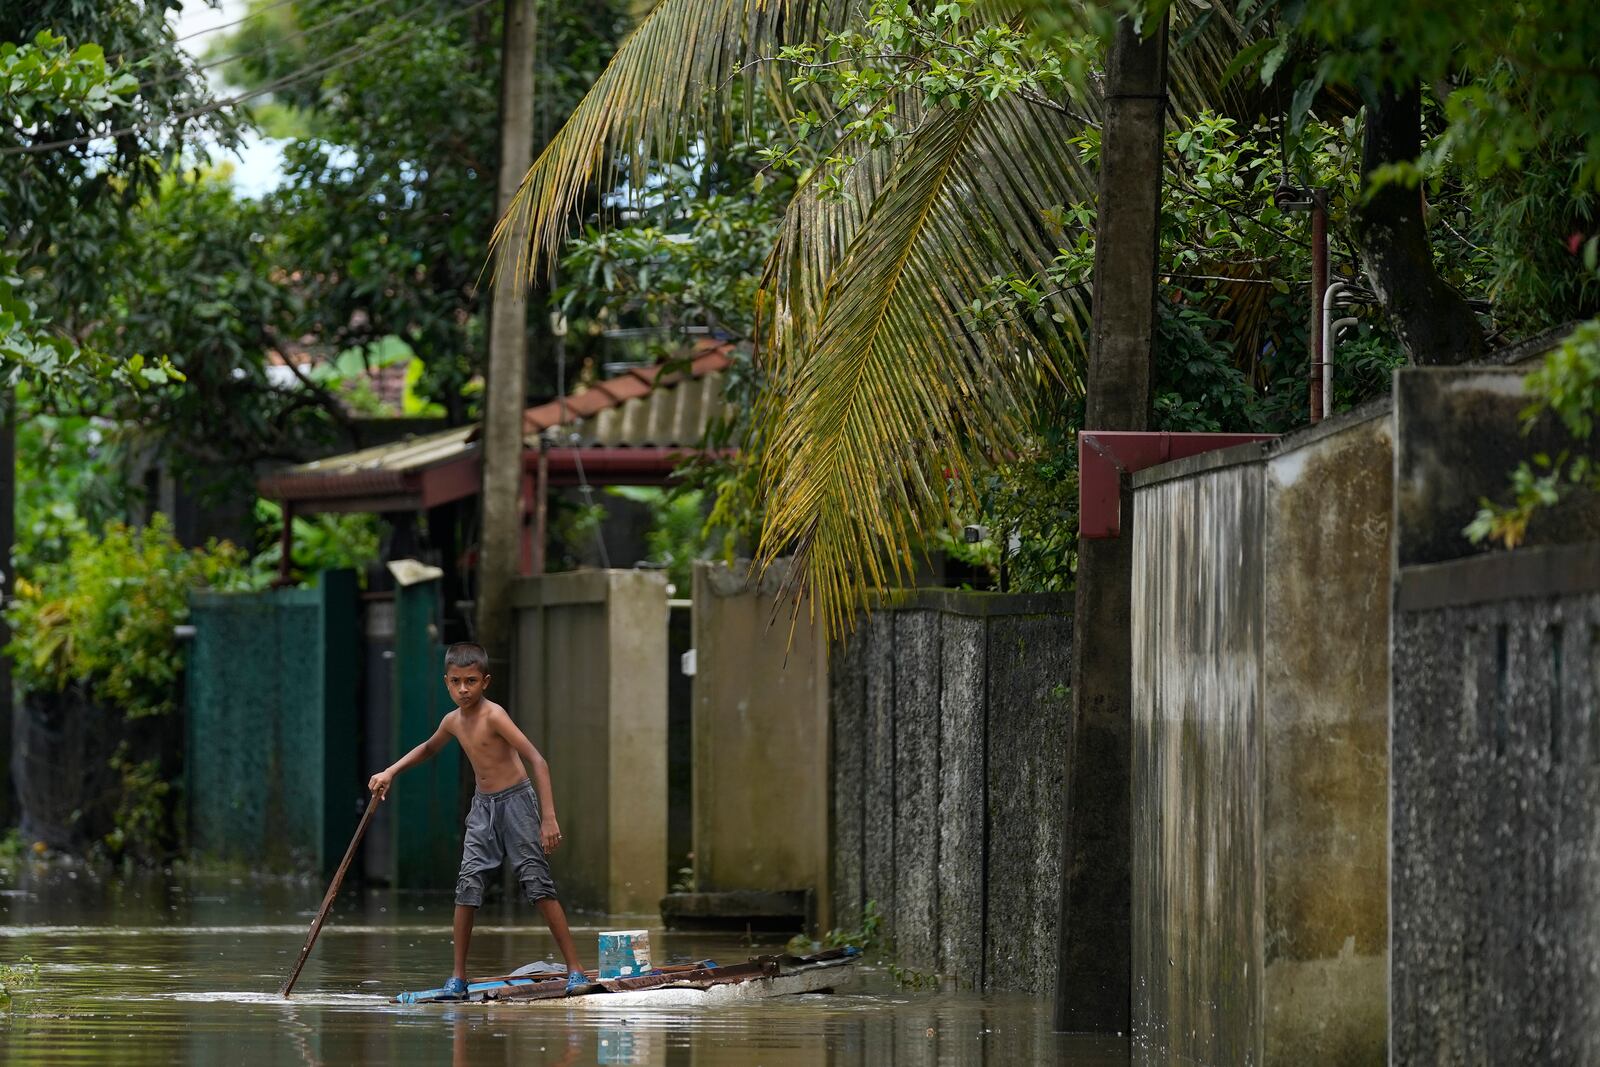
[{"x1": 518, "y1": 340, "x2": 733, "y2": 437}]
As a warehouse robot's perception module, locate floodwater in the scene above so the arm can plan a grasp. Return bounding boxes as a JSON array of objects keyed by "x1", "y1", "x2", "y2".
[{"x1": 0, "y1": 861, "x2": 1127, "y2": 1065}]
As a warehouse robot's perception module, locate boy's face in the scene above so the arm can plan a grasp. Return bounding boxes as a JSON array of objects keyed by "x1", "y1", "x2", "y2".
[{"x1": 444, "y1": 664, "x2": 489, "y2": 708}]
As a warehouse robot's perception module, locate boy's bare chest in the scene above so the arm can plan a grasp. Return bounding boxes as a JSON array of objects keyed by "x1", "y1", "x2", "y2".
[{"x1": 454, "y1": 715, "x2": 510, "y2": 763}]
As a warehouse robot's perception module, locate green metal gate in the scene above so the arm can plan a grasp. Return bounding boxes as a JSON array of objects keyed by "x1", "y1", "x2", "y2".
[
  {"x1": 187, "y1": 570, "x2": 463, "y2": 885},
  {"x1": 383, "y1": 579, "x2": 461, "y2": 890},
  {"x1": 186, "y1": 571, "x2": 359, "y2": 875}
]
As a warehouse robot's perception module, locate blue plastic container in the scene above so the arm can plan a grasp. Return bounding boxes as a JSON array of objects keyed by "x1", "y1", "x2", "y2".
[{"x1": 597, "y1": 929, "x2": 652, "y2": 979}]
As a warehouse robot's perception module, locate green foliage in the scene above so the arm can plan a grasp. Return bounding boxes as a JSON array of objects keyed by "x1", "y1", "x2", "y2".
[
  {"x1": 217, "y1": 0, "x2": 630, "y2": 413},
  {"x1": 80, "y1": 171, "x2": 351, "y2": 484},
  {"x1": 943, "y1": 414, "x2": 1080, "y2": 593},
  {"x1": 12, "y1": 385, "x2": 135, "y2": 576},
  {"x1": 1468, "y1": 319, "x2": 1600, "y2": 548},
  {"x1": 548, "y1": 496, "x2": 609, "y2": 573},
  {"x1": 3, "y1": 515, "x2": 248, "y2": 720},
  {"x1": 557, "y1": 131, "x2": 794, "y2": 341},
  {"x1": 760, "y1": 2, "x2": 1093, "y2": 198},
  {"x1": 671, "y1": 347, "x2": 766, "y2": 563},
  {"x1": 2, "y1": 3, "x2": 236, "y2": 393},
  {"x1": 791, "y1": 899, "x2": 883, "y2": 956},
  {"x1": 247, "y1": 499, "x2": 381, "y2": 586},
  {"x1": 103, "y1": 743, "x2": 171, "y2": 858},
  {"x1": 825, "y1": 899, "x2": 883, "y2": 951},
  {"x1": 884, "y1": 961, "x2": 940, "y2": 990},
  {"x1": 0, "y1": 956, "x2": 39, "y2": 1011},
  {"x1": 607, "y1": 486, "x2": 710, "y2": 593},
  {"x1": 1252, "y1": 0, "x2": 1600, "y2": 331},
  {"x1": 0, "y1": 31, "x2": 134, "y2": 118},
  {"x1": 0, "y1": 31, "x2": 183, "y2": 391},
  {"x1": 1261, "y1": 1, "x2": 1600, "y2": 191}
]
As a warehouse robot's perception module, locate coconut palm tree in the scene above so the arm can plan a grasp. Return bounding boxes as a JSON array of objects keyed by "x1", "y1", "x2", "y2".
[{"x1": 492, "y1": 0, "x2": 1249, "y2": 632}]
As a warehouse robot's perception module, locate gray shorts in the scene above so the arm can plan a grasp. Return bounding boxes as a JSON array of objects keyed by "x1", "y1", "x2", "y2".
[{"x1": 455, "y1": 780, "x2": 558, "y2": 907}]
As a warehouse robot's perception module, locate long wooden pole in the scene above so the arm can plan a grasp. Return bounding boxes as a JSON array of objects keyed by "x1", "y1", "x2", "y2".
[{"x1": 280, "y1": 795, "x2": 382, "y2": 997}]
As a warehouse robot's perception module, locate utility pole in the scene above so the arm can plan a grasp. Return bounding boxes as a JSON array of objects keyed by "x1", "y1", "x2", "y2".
[
  {"x1": 0, "y1": 393, "x2": 13, "y2": 827},
  {"x1": 1054, "y1": 11, "x2": 1167, "y2": 1035},
  {"x1": 478, "y1": 0, "x2": 538, "y2": 679}
]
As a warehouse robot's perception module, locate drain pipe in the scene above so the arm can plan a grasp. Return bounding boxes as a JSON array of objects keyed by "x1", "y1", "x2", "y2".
[
  {"x1": 1319, "y1": 281, "x2": 1352, "y2": 421},
  {"x1": 1324, "y1": 315, "x2": 1358, "y2": 420}
]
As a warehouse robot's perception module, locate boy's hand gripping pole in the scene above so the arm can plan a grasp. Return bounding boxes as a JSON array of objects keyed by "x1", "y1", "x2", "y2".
[{"x1": 279, "y1": 794, "x2": 382, "y2": 997}]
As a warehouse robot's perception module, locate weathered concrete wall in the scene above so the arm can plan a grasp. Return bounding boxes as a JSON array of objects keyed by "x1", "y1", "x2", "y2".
[
  {"x1": 1392, "y1": 546, "x2": 1600, "y2": 1063},
  {"x1": 1260, "y1": 419, "x2": 1392, "y2": 1061},
  {"x1": 1130, "y1": 408, "x2": 1393, "y2": 1064},
  {"x1": 1394, "y1": 366, "x2": 1600, "y2": 567},
  {"x1": 1132, "y1": 460, "x2": 1267, "y2": 1065},
  {"x1": 690, "y1": 561, "x2": 831, "y2": 927},
  {"x1": 831, "y1": 590, "x2": 1072, "y2": 993},
  {"x1": 511, "y1": 570, "x2": 667, "y2": 914}
]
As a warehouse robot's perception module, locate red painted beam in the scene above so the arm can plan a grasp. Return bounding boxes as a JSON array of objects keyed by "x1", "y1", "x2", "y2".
[
  {"x1": 1078, "y1": 431, "x2": 1275, "y2": 539},
  {"x1": 519, "y1": 447, "x2": 738, "y2": 489},
  {"x1": 269, "y1": 446, "x2": 738, "y2": 513}
]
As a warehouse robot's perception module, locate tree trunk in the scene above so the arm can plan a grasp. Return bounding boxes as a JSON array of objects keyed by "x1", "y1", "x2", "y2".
[
  {"x1": 1356, "y1": 81, "x2": 1485, "y2": 366},
  {"x1": 1054, "y1": 12, "x2": 1167, "y2": 1036},
  {"x1": 477, "y1": 0, "x2": 539, "y2": 677}
]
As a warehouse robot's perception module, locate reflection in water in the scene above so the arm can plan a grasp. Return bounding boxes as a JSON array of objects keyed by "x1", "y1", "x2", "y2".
[{"x1": 0, "y1": 864, "x2": 1126, "y2": 1065}]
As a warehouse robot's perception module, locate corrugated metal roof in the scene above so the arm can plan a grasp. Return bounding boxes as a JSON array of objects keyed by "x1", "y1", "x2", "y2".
[
  {"x1": 281, "y1": 424, "x2": 477, "y2": 478},
  {"x1": 258, "y1": 342, "x2": 734, "y2": 506}
]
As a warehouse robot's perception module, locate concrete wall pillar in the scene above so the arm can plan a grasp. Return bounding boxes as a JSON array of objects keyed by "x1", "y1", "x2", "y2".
[
  {"x1": 689, "y1": 560, "x2": 831, "y2": 929},
  {"x1": 511, "y1": 569, "x2": 668, "y2": 914}
]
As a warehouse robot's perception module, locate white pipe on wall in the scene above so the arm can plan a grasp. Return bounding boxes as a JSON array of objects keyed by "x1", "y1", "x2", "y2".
[{"x1": 1320, "y1": 282, "x2": 1352, "y2": 421}]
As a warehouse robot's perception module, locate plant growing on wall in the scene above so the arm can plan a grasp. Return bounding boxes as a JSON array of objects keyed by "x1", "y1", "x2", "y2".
[{"x1": 1467, "y1": 318, "x2": 1600, "y2": 548}]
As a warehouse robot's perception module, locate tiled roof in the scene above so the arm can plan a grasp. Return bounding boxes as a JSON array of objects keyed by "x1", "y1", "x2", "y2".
[{"x1": 520, "y1": 345, "x2": 732, "y2": 444}]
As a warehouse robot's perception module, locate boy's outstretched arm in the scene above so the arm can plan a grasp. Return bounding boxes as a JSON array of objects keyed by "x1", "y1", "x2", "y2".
[
  {"x1": 493, "y1": 710, "x2": 562, "y2": 853},
  {"x1": 368, "y1": 718, "x2": 451, "y2": 798}
]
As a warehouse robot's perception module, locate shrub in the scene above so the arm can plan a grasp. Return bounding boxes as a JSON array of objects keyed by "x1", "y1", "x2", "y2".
[{"x1": 5, "y1": 514, "x2": 247, "y2": 720}]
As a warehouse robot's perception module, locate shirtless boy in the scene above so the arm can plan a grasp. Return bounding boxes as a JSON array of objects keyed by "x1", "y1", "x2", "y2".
[{"x1": 368, "y1": 642, "x2": 587, "y2": 998}]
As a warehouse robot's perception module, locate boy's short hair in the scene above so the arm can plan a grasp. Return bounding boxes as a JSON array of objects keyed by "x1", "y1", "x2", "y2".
[{"x1": 444, "y1": 642, "x2": 490, "y2": 673}]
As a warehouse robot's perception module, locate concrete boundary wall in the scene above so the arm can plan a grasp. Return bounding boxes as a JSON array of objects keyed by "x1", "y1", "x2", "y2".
[
  {"x1": 1130, "y1": 407, "x2": 1394, "y2": 1064},
  {"x1": 511, "y1": 570, "x2": 667, "y2": 914},
  {"x1": 1393, "y1": 555, "x2": 1600, "y2": 1064},
  {"x1": 831, "y1": 591, "x2": 1072, "y2": 993}
]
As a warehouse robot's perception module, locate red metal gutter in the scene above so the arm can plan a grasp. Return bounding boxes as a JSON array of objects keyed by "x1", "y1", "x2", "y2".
[
  {"x1": 1078, "y1": 430, "x2": 1276, "y2": 539},
  {"x1": 521, "y1": 446, "x2": 736, "y2": 488}
]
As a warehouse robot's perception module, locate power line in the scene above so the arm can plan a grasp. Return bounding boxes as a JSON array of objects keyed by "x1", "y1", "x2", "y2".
[
  {"x1": 173, "y1": 0, "x2": 304, "y2": 46},
  {"x1": 135, "y1": 0, "x2": 403, "y2": 94},
  {"x1": 2, "y1": 0, "x2": 496, "y2": 157},
  {"x1": 121, "y1": 0, "x2": 304, "y2": 65}
]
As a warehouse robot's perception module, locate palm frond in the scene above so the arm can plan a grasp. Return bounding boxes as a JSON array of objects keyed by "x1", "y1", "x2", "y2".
[
  {"x1": 753, "y1": 92, "x2": 1092, "y2": 633},
  {"x1": 749, "y1": 6, "x2": 1258, "y2": 631},
  {"x1": 490, "y1": 0, "x2": 864, "y2": 288}
]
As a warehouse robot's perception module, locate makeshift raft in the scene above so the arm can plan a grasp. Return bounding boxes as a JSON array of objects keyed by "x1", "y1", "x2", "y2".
[{"x1": 395, "y1": 946, "x2": 860, "y2": 1006}]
